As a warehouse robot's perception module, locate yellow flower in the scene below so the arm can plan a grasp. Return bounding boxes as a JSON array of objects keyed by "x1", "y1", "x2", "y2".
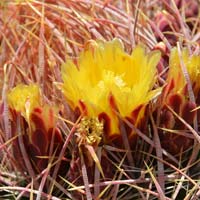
[
  {"x1": 7, "y1": 84, "x2": 41, "y2": 121},
  {"x1": 61, "y1": 39, "x2": 161, "y2": 139},
  {"x1": 7, "y1": 84, "x2": 63, "y2": 170},
  {"x1": 167, "y1": 48, "x2": 200, "y2": 95},
  {"x1": 159, "y1": 48, "x2": 200, "y2": 154},
  {"x1": 7, "y1": 84, "x2": 58, "y2": 132}
]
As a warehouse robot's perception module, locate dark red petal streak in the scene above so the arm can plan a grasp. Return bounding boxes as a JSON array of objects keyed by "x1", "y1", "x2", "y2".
[
  {"x1": 98, "y1": 112, "x2": 111, "y2": 139},
  {"x1": 32, "y1": 129, "x2": 48, "y2": 155}
]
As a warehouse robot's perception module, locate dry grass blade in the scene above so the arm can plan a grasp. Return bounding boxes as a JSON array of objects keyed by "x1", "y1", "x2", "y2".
[
  {"x1": 144, "y1": 161, "x2": 166, "y2": 199},
  {"x1": 79, "y1": 147, "x2": 93, "y2": 200},
  {"x1": 85, "y1": 144, "x2": 105, "y2": 178},
  {"x1": 167, "y1": 105, "x2": 200, "y2": 144},
  {"x1": 94, "y1": 146, "x2": 102, "y2": 199},
  {"x1": 0, "y1": 186, "x2": 60, "y2": 200},
  {"x1": 150, "y1": 114, "x2": 165, "y2": 193}
]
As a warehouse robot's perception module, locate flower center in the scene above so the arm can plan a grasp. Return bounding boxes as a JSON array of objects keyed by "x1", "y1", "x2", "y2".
[
  {"x1": 97, "y1": 70, "x2": 126, "y2": 90},
  {"x1": 78, "y1": 117, "x2": 103, "y2": 145}
]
